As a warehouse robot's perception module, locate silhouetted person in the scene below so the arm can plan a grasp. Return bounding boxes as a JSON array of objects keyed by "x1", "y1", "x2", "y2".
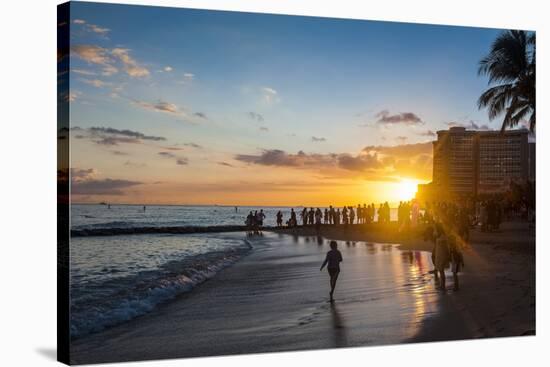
[
  {"x1": 320, "y1": 241, "x2": 343, "y2": 302},
  {"x1": 433, "y1": 223, "x2": 450, "y2": 291},
  {"x1": 276, "y1": 210, "x2": 283, "y2": 227}
]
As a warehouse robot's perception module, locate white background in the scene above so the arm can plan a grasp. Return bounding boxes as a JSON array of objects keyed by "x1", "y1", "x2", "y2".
[{"x1": 0, "y1": 0, "x2": 547, "y2": 366}]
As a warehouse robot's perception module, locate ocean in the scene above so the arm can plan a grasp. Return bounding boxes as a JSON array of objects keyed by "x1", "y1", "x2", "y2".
[{"x1": 72, "y1": 204, "x2": 399, "y2": 230}]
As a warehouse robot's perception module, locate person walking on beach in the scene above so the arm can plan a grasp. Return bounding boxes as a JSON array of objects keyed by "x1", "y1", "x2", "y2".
[
  {"x1": 320, "y1": 240, "x2": 343, "y2": 302},
  {"x1": 324, "y1": 208, "x2": 329, "y2": 224}
]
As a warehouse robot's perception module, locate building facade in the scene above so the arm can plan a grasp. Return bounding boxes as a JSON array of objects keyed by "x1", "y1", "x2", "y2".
[{"x1": 417, "y1": 127, "x2": 533, "y2": 202}]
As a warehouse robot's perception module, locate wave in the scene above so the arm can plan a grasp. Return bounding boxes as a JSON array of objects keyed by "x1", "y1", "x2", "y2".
[{"x1": 70, "y1": 240, "x2": 252, "y2": 339}]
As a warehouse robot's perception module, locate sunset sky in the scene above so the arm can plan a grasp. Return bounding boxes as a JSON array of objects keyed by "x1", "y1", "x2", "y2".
[{"x1": 62, "y1": 2, "x2": 505, "y2": 206}]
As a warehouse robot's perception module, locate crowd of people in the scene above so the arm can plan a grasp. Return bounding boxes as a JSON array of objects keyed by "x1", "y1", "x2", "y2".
[
  {"x1": 245, "y1": 210, "x2": 266, "y2": 235},
  {"x1": 275, "y1": 202, "x2": 407, "y2": 229},
  {"x1": 243, "y1": 201, "x2": 429, "y2": 233}
]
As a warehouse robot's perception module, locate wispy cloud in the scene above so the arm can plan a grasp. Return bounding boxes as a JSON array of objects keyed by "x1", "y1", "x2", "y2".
[
  {"x1": 158, "y1": 151, "x2": 188, "y2": 166},
  {"x1": 259, "y1": 126, "x2": 269, "y2": 132},
  {"x1": 71, "y1": 44, "x2": 111, "y2": 65},
  {"x1": 111, "y1": 48, "x2": 149, "y2": 77},
  {"x1": 261, "y1": 87, "x2": 279, "y2": 104},
  {"x1": 375, "y1": 110, "x2": 423, "y2": 125},
  {"x1": 132, "y1": 100, "x2": 183, "y2": 116},
  {"x1": 73, "y1": 178, "x2": 143, "y2": 195},
  {"x1": 218, "y1": 162, "x2": 234, "y2": 167},
  {"x1": 418, "y1": 129, "x2": 436, "y2": 137},
  {"x1": 71, "y1": 68, "x2": 97, "y2": 76},
  {"x1": 311, "y1": 136, "x2": 326, "y2": 142},
  {"x1": 247, "y1": 111, "x2": 264, "y2": 122},
  {"x1": 71, "y1": 45, "x2": 149, "y2": 78},
  {"x1": 72, "y1": 19, "x2": 110, "y2": 36},
  {"x1": 80, "y1": 78, "x2": 110, "y2": 88},
  {"x1": 74, "y1": 126, "x2": 166, "y2": 146}
]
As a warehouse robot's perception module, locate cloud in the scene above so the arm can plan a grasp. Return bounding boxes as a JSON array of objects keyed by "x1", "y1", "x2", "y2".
[
  {"x1": 124, "y1": 161, "x2": 146, "y2": 167},
  {"x1": 111, "y1": 48, "x2": 149, "y2": 77},
  {"x1": 177, "y1": 73, "x2": 195, "y2": 84},
  {"x1": 70, "y1": 168, "x2": 98, "y2": 182},
  {"x1": 71, "y1": 45, "x2": 120, "y2": 76},
  {"x1": 158, "y1": 151, "x2": 176, "y2": 158},
  {"x1": 158, "y1": 151, "x2": 188, "y2": 166},
  {"x1": 236, "y1": 150, "x2": 336, "y2": 168},
  {"x1": 218, "y1": 162, "x2": 234, "y2": 167},
  {"x1": 132, "y1": 100, "x2": 183, "y2": 116},
  {"x1": 261, "y1": 87, "x2": 279, "y2": 104},
  {"x1": 418, "y1": 130, "x2": 436, "y2": 137},
  {"x1": 445, "y1": 120, "x2": 491, "y2": 130},
  {"x1": 235, "y1": 141, "x2": 434, "y2": 181},
  {"x1": 337, "y1": 153, "x2": 382, "y2": 171},
  {"x1": 72, "y1": 178, "x2": 142, "y2": 195},
  {"x1": 74, "y1": 126, "x2": 166, "y2": 146},
  {"x1": 72, "y1": 19, "x2": 110, "y2": 36},
  {"x1": 396, "y1": 136, "x2": 408, "y2": 143},
  {"x1": 66, "y1": 90, "x2": 81, "y2": 102},
  {"x1": 71, "y1": 44, "x2": 111, "y2": 65},
  {"x1": 184, "y1": 143, "x2": 202, "y2": 149},
  {"x1": 247, "y1": 112, "x2": 264, "y2": 122},
  {"x1": 193, "y1": 112, "x2": 207, "y2": 119},
  {"x1": 311, "y1": 136, "x2": 326, "y2": 142},
  {"x1": 81, "y1": 78, "x2": 109, "y2": 88},
  {"x1": 259, "y1": 126, "x2": 269, "y2": 132},
  {"x1": 375, "y1": 110, "x2": 423, "y2": 125},
  {"x1": 164, "y1": 66, "x2": 173, "y2": 72},
  {"x1": 71, "y1": 68, "x2": 97, "y2": 76}
]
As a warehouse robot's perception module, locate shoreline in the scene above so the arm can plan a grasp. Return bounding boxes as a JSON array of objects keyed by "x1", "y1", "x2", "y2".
[{"x1": 71, "y1": 222, "x2": 428, "y2": 238}]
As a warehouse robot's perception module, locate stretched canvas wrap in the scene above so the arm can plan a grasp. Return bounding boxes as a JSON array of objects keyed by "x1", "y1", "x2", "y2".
[{"x1": 57, "y1": 1, "x2": 536, "y2": 365}]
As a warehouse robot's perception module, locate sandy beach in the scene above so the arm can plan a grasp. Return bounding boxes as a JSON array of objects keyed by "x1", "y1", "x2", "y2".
[{"x1": 70, "y1": 221, "x2": 535, "y2": 364}]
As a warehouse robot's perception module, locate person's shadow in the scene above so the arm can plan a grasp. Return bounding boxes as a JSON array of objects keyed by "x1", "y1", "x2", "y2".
[{"x1": 330, "y1": 302, "x2": 348, "y2": 347}]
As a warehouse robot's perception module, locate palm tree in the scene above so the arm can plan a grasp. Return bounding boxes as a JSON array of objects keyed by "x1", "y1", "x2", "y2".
[{"x1": 478, "y1": 30, "x2": 535, "y2": 132}]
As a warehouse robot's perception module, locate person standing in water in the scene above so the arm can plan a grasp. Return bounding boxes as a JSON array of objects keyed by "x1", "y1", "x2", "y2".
[{"x1": 320, "y1": 241, "x2": 343, "y2": 302}]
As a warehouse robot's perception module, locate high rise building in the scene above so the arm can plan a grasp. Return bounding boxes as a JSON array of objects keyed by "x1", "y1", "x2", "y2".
[{"x1": 417, "y1": 126, "x2": 534, "y2": 202}]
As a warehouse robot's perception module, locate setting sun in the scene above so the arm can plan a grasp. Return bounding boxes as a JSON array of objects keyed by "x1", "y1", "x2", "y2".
[{"x1": 395, "y1": 179, "x2": 419, "y2": 201}]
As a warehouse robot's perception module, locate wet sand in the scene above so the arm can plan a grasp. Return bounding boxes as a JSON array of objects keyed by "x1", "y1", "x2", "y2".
[
  {"x1": 71, "y1": 232, "x2": 440, "y2": 364},
  {"x1": 70, "y1": 221, "x2": 535, "y2": 364},
  {"x1": 273, "y1": 221, "x2": 536, "y2": 341}
]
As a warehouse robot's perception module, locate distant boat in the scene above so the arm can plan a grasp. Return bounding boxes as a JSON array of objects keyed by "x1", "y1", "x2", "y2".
[{"x1": 99, "y1": 202, "x2": 108, "y2": 205}]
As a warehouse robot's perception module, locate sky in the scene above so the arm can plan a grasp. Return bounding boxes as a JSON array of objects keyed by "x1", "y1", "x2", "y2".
[{"x1": 60, "y1": 1, "x2": 508, "y2": 206}]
